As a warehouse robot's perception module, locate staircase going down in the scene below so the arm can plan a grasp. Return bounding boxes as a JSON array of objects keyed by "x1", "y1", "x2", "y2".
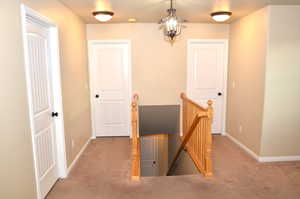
[{"x1": 131, "y1": 93, "x2": 214, "y2": 180}]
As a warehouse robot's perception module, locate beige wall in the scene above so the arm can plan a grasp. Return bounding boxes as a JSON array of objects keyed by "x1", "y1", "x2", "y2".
[
  {"x1": 87, "y1": 23, "x2": 229, "y2": 105},
  {"x1": 227, "y1": 8, "x2": 268, "y2": 154},
  {"x1": 0, "y1": 0, "x2": 37, "y2": 198},
  {"x1": 261, "y1": 6, "x2": 300, "y2": 156},
  {"x1": 228, "y1": 6, "x2": 300, "y2": 157},
  {"x1": 22, "y1": 0, "x2": 92, "y2": 166}
]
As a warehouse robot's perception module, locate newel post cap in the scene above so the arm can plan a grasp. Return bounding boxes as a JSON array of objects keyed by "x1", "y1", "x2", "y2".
[{"x1": 207, "y1": 100, "x2": 213, "y2": 106}]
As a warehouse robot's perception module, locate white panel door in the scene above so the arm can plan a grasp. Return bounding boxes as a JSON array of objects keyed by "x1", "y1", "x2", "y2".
[
  {"x1": 89, "y1": 41, "x2": 131, "y2": 137},
  {"x1": 141, "y1": 136, "x2": 159, "y2": 176},
  {"x1": 26, "y1": 20, "x2": 58, "y2": 198},
  {"x1": 187, "y1": 40, "x2": 228, "y2": 134}
]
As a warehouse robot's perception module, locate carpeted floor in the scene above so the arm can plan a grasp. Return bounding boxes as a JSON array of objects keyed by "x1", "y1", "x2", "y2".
[{"x1": 46, "y1": 136, "x2": 300, "y2": 199}]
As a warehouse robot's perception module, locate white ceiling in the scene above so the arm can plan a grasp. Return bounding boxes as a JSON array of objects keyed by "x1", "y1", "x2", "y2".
[{"x1": 59, "y1": 0, "x2": 300, "y2": 23}]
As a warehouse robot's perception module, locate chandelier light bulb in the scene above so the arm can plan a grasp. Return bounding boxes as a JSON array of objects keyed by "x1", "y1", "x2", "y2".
[{"x1": 159, "y1": 0, "x2": 185, "y2": 42}]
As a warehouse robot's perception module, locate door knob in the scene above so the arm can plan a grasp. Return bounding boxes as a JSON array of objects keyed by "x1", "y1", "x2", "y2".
[
  {"x1": 218, "y1": 92, "x2": 222, "y2": 96},
  {"x1": 153, "y1": 161, "x2": 156, "y2": 164},
  {"x1": 52, "y1": 112, "x2": 59, "y2": 117},
  {"x1": 95, "y1": 94, "x2": 99, "y2": 98}
]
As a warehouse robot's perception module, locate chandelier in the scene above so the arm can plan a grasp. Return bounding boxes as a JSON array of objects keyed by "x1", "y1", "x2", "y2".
[{"x1": 159, "y1": 0, "x2": 185, "y2": 42}]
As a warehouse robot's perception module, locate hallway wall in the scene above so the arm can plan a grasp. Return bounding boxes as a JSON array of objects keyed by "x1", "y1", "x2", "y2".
[
  {"x1": 228, "y1": 5, "x2": 300, "y2": 157},
  {"x1": 0, "y1": 0, "x2": 37, "y2": 198},
  {"x1": 227, "y1": 7, "x2": 268, "y2": 155},
  {"x1": 261, "y1": 6, "x2": 300, "y2": 156},
  {"x1": 21, "y1": 0, "x2": 92, "y2": 166},
  {"x1": 87, "y1": 23, "x2": 229, "y2": 105}
]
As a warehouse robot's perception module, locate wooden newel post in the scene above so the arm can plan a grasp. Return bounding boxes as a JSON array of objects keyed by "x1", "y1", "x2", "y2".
[
  {"x1": 131, "y1": 94, "x2": 140, "y2": 181},
  {"x1": 131, "y1": 102, "x2": 137, "y2": 139},
  {"x1": 132, "y1": 94, "x2": 139, "y2": 138},
  {"x1": 180, "y1": 92, "x2": 186, "y2": 99},
  {"x1": 205, "y1": 100, "x2": 213, "y2": 178}
]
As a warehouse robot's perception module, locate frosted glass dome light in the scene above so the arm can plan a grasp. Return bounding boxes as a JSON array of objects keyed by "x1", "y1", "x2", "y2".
[
  {"x1": 93, "y1": 11, "x2": 114, "y2": 22},
  {"x1": 211, "y1": 11, "x2": 232, "y2": 22}
]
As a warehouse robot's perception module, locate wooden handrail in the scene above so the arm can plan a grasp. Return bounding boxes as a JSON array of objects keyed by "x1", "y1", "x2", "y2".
[
  {"x1": 180, "y1": 93, "x2": 207, "y2": 111},
  {"x1": 167, "y1": 93, "x2": 213, "y2": 177},
  {"x1": 166, "y1": 113, "x2": 207, "y2": 175},
  {"x1": 131, "y1": 94, "x2": 141, "y2": 181}
]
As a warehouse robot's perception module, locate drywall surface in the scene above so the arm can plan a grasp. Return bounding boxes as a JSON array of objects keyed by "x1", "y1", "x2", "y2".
[
  {"x1": 227, "y1": 7, "x2": 268, "y2": 155},
  {"x1": 139, "y1": 105, "x2": 180, "y2": 135},
  {"x1": 261, "y1": 6, "x2": 300, "y2": 156},
  {"x1": 0, "y1": 0, "x2": 37, "y2": 198}
]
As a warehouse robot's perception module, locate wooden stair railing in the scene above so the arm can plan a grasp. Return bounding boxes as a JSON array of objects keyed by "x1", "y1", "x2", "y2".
[
  {"x1": 167, "y1": 93, "x2": 213, "y2": 178},
  {"x1": 131, "y1": 94, "x2": 141, "y2": 181},
  {"x1": 166, "y1": 113, "x2": 204, "y2": 175}
]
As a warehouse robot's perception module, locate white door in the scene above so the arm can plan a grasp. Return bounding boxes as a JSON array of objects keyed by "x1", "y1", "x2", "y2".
[
  {"x1": 89, "y1": 41, "x2": 131, "y2": 137},
  {"x1": 141, "y1": 136, "x2": 159, "y2": 176},
  {"x1": 25, "y1": 19, "x2": 58, "y2": 198},
  {"x1": 187, "y1": 40, "x2": 228, "y2": 134}
]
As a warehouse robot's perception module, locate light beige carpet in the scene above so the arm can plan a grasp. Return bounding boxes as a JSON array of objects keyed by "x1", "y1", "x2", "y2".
[{"x1": 46, "y1": 136, "x2": 300, "y2": 199}]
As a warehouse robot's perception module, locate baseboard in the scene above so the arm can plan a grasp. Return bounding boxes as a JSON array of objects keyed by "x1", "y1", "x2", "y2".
[
  {"x1": 258, "y1": 156, "x2": 300, "y2": 162},
  {"x1": 67, "y1": 138, "x2": 91, "y2": 175},
  {"x1": 225, "y1": 133, "x2": 260, "y2": 161},
  {"x1": 225, "y1": 133, "x2": 300, "y2": 162}
]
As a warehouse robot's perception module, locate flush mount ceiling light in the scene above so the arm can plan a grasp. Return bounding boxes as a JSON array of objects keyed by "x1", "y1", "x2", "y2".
[
  {"x1": 159, "y1": 0, "x2": 185, "y2": 42},
  {"x1": 93, "y1": 11, "x2": 114, "y2": 22},
  {"x1": 211, "y1": 11, "x2": 232, "y2": 22},
  {"x1": 128, "y1": 18, "x2": 137, "y2": 23}
]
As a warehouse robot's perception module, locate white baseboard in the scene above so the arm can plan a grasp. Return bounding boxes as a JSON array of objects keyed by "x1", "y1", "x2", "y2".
[
  {"x1": 225, "y1": 133, "x2": 260, "y2": 161},
  {"x1": 224, "y1": 133, "x2": 300, "y2": 162},
  {"x1": 258, "y1": 156, "x2": 300, "y2": 162},
  {"x1": 67, "y1": 138, "x2": 91, "y2": 175}
]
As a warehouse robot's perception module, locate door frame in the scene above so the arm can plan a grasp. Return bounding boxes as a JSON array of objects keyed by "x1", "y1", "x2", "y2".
[
  {"x1": 88, "y1": 40, "x2": 132, "y2": 138},
  {"x1": 187, "y1": 39, "x2": 228, "y2": 135},
  {"x1": 21, "y1": 5, "x2": 68, "y2": 198}
]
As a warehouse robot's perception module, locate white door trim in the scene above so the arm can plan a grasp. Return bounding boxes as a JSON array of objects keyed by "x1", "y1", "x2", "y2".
[
  {"x1": 88, "y1": 40, "x2": 132, "y2": 138},
  {"x1": 187, "y1": 39, "x2": 228, "y2": 135},
  {"x1": 21, "y1": 5, "x2": 68, "y2": 198}
]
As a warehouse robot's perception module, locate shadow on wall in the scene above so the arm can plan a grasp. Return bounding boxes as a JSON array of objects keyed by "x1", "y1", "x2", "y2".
[{"x1": 139, "y1": 105, "x2": 180, "y2": 135}]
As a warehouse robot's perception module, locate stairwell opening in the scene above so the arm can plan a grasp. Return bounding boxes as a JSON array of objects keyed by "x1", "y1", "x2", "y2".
[{"x1": 139, "y1": 105, "x2": 197, "y2": 176}]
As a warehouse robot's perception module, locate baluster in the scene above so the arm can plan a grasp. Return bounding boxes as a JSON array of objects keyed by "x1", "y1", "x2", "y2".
[
  {"x1": 205, "y1": 100, "x2": 213, "y2": 177},
  {"x1": 178, "y1": 93, "x2": 213, "y2": 178}
]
